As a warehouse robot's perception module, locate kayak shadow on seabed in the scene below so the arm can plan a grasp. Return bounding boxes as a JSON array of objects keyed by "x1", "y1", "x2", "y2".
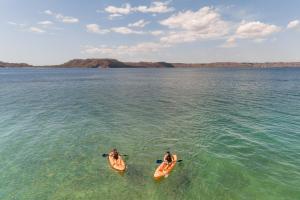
[{"x1": 116, "y1": 169, "x2": 126, "y2": 176}]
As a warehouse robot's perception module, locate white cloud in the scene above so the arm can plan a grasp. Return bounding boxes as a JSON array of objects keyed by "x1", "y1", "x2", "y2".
[
  {"x1": 87, "y1": 6, "x2": 282, "y2": 50},
  {"x1": 83, "y1": 45, "x2": 115, "y2": 55},
  {"x1": 287, "y1": 20, "x2": 300, "y2": 29},
  {"x1": 160, "y1": 7, "x2": 281, "y2": 47},
  {"x1": 134, "y1": 1, "x2": 174, "y2": 13},
  {"x1": 104, "y1": 1, "x2": 174, "y2": 17},
  {"x1": 253, "y1": 38, "x2": 266, "y2": 43},
  {"x1": 44, "y1": 10, "x2": 53, "y2": 15},
  {"x1": 108, "y1": 14, "x2": 123, "y2": 20},
  {"x1": 55, "y1": 14, "x2": 79, "y2": 23},
  {"x1": 105, "y1": 3, "x2": 132, "y2": 15},
  {"x1": 29, "y1": 27, "x2": 45, "y2": 33},
  {"x1": 86, "y1": 24, "x2": 110, "y2": 34},
  {"x1": 86, "y1": 24, "x2": 144, "y2": 35},
  {"x1": 8, "y1": 21, "x2": 27, "y2": 28},
  {"x1": 44, "y1": 10, "x2": 79, "y2": 24},
  {"x1": 160, "y1": 7, "x2": 227, "y2": 31},
  {"x1": 220, "y1": 37, "x2": 237, "y2": 48},
  {"x1": 111, "y1": 27, "x2": 144, "y2": 34},
  {"x1": 8, "y1": 21, "x2": 18, "y2": 26},
  {"x1": 235, "y1": 21, "x2": 281, "y2": 39},
  {"x1": 159, "y1": 7, "x2": 230, "y2": 44},
  {"x1": 38, "y1": 21, "x2": 53, "y2": 26},
  {"x1": 8, "y1": 22, "x2": 46, "y2": 33},
  {"x1": 220, "y1": 21, "x2": 281, "y2": 48},
  {"x1": 160, "y1": 30, "x2": 225, "y2": 44},
  {"x1": 128, "y1": 19, "x2": 150, "y2": 28},
  {"x1": 150, "y1": 30, "x2": 164, "y2": 36},
  {"x1": 83, "y1": 42, "x2": 169, "y2": 56}
]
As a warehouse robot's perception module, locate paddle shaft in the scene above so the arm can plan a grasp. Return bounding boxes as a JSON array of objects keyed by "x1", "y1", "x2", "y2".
[
  {"x1": 102, "y1": 153, "x2": 128, "y2": 157},
  {"x1": 156, "y1": 159, "x2": 182, "y2": 164}
]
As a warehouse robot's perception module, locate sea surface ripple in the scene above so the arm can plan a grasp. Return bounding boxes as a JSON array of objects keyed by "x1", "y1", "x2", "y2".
[{"x1": 0, "y1": 68, "x2": 300, "y2": 200}]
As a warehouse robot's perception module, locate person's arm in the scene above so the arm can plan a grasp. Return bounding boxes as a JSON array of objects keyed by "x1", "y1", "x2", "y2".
[{"x1": 163, "y1": 154, "x2": 167, "y2": 162}]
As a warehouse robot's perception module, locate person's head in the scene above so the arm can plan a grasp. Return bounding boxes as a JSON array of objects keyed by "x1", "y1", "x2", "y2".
[
  {"x1": 112, "y1": 148, "x2": 119, "y2": 159},
  {"x1": 165, "y1": 151, "x2": 172, "y2": 162}
]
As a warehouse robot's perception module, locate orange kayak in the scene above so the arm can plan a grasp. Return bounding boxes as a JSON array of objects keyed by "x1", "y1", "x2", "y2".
[
  {"x1": 154, "y1": 154, "x2": 177, "y2": 179},
  {"x1": 108, "y1": 153, "x2": 126, "y2": 171}
]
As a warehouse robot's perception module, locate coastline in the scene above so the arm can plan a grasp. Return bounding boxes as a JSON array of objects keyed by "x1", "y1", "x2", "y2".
[{"x1": 1, "y1": 59, "x2": 300, "y2": 68}]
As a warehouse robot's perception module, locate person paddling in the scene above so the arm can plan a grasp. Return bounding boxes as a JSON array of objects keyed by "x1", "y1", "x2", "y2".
[
  {"x1": 110, "y1": 148, "x2": 120, "y2": 166},
  {"x1": 163, "y1": 151, "x2": 173, "y2": 165}
]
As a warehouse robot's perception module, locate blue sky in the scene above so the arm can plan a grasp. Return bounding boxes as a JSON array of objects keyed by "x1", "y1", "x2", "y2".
[{"x1": 1, "y1": 0, "x2": 300, "y2": 65}]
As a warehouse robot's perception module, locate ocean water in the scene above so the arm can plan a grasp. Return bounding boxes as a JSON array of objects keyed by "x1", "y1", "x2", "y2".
[{"x1": 0, "y1": 67, "x2": 299, "y2": 200}]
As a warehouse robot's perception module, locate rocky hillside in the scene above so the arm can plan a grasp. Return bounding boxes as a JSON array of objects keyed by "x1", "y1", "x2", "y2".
[
  {"x1": 173, "y1": 62, "x2": 300, "y2": 68},
  {"x1": 0, "y1": 61, "x2": 32, "y2": 67},
  {"x1": 56, "y1": 59, "x2": 300, "y2": 68},
  {"x1": 1, "y1": 59, "x2": 300, "y2": 68},
  {"x1": 56, "y1": 59, "x2": 175, "y2": 68},
  {"x1": 54, "y1": 59, "x2": 128, "y2": 68}
]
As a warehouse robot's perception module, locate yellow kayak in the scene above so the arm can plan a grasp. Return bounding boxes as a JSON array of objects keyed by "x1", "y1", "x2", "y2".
[
  {"x1": 154, "y1": 154, "x2": 177, "y2": 179},
  {"x1": 108, "y1": 152, "x2": 126, "y2": 171}
]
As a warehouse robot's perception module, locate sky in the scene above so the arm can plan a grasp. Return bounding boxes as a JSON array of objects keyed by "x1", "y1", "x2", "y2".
[{"x1": 1, "y1": 0, "x2": 300, "y2": 65}]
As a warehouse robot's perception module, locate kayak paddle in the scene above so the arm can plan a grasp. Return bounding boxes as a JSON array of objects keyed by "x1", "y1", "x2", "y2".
[
  {"x1": 102, "y1": 153, "x2": 128, "y2": 157},
  {"x1": 156, "y1": 159, "x2": 182, "y2": 164}
]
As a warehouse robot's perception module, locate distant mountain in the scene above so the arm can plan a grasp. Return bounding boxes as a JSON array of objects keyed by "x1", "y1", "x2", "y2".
[
  {"x1": 172, "y1": 62, "x2": 300, "y2": 68},
  {"x1": 54, "y1": 59, "x2": 128, "y2": 68},
  {"x1": 1, "y1": 59, "x2": 300, "y2": 68},
  {"x1": 55, "y1": 59, "x2": 175, "y2": 68},
  {"x1": 46, "y1": 59, "x2": 300, "y2": 68},
  {"x1": 0, "y1": 61, "x2": 32, "y2": 67},
  {"x1": 124, "y1": 61, "x2": 174, "y2": 68}
]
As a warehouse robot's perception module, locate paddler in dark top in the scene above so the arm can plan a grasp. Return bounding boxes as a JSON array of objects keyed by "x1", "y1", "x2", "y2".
[
  {"x1": 163, "y1": 151, "x2": 173, "y2": 165},
  {"x1": 110, "y1": 148, "x2": 120, "y2": 166}
]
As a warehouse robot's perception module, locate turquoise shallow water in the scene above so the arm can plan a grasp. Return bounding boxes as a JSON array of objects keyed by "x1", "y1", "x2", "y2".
[{"x1": 0, "y1": 68, "x2": 300, "y2": 200}]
